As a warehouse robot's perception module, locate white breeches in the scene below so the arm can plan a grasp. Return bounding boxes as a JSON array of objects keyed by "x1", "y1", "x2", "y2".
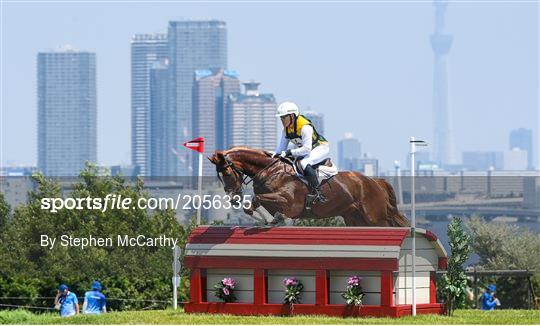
[{"x1": 299, "y1": 143, "x2": 330, "y2": 169}]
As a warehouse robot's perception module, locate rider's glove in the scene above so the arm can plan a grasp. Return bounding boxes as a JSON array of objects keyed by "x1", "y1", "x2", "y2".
[{"x1": 280, "y1": 149, "x2": 292, "y2": 158}]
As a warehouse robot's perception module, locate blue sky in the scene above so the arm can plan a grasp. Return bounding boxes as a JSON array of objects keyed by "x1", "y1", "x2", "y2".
[{"x1": 1, "y1": 1, "x2": 538, "y2": 172}]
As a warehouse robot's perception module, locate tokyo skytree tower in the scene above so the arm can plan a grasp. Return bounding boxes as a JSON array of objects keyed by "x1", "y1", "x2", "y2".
[{"x1": 430, "y1": 0, "x2": 455, "y2": 167}]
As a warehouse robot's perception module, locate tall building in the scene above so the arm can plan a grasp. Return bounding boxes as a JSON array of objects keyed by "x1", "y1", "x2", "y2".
[
  {"x1": 227, "y1": 81, "x2": 277, "y2": 151},
  {"x1": 37, "y1": 46, "x2": 96, "y2": 176},
  {"x1": 462, "y1": 151, "x2": 503, "y2": 171},
  {"x1": 509, "y1": 128, "x2": 533, "y2": 170},
  {"x1": 431, "y1": 0, "x2": 455, "y2": 168},
  {"x1": 168, "y1": 20, "x2": 227, "y2": 176},
  {"x1": 337, "y1": 133, "x2": 362, "y2": 170},
  {"x1": 130, "y1": 33, "x2": 168, "y2": 176},
  {"x1": 192, "y1": 69, "x2": 241, "y2": 176},
  {"x1": 303, "y1": 110, "x2": 325, "y2": 135},
  {"x1": 149, "y1": 60, "x2": 171, "y2": 176}
]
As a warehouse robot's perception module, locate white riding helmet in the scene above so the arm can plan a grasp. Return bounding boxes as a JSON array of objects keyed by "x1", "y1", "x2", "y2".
[{"x1": 276, "y1": 101, "x2": 299, "y2": 117}]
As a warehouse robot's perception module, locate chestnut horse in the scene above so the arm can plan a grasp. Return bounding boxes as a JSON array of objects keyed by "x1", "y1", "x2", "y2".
[{"x1": 208, "y1": 147, "x2": 409, "y2": 227}]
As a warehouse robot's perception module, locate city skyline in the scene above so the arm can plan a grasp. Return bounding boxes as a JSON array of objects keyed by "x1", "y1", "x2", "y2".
[{"x1": 1, "y1": 2, "x2": 538, "y2": 173}]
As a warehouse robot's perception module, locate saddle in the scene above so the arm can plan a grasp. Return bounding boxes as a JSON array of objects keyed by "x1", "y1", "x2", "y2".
[
  {"x1": 295, "y1": 158, "x2": 333, "y2": 173},
  {"x1": 267, "y1": 152, "x2": 338, "y2": 184}
]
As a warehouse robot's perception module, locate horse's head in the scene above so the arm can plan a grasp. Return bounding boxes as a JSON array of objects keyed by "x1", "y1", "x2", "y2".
[{"x1": 208, "y1": 150, "x2": 244, "y2": 204}]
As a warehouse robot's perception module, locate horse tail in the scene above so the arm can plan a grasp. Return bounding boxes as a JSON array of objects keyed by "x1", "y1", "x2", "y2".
[{"x1": 376, "y1": 178, "x2": 410, "y2": 227}]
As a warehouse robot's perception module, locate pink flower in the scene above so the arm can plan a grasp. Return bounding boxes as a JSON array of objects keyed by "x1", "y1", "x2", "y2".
[
  {"x1": 222, "y1": 278, "x2": 236, "y2": 288},
  {"x1": 223, "y1": 288, "x2": 230, "y2": 296},
  {"x1": 347, "y1": 275, "x2": 362, "y2": 287},
  {"x1": 284, "y1": 277, "x2": 299, "y2": 287}
]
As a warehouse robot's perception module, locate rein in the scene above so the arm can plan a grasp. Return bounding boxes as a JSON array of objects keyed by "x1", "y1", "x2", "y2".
[{"x1": 217, "y1": 155, "x2": 280, "y2": 192}]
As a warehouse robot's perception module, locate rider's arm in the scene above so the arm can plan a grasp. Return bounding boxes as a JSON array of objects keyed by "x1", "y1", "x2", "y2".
[
  {"x1": 290, "y1": 125, "x2": 313, "y2": 157},
  {"x1": 275, "y1": 132, "x2": 289, "y2": 153}
]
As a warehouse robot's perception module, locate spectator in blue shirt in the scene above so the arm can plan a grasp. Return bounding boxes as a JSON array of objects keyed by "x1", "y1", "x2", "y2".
[
  {"x1": 481, "y1": 284, "x2": 500, "y2": 310},
  {"x1": 83, "y1": 281, "x2": 107, "y2": 314},
  {"x1": 54, "y1": 284, "x2": 79, "y2": 317}
]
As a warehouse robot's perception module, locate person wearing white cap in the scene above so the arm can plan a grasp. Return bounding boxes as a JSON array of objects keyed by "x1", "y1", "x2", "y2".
[{"x1": 275, "y1": 101, "x2": 330, "y2": 206}]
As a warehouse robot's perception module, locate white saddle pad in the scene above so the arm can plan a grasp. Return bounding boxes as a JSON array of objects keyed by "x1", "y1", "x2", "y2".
[
  {"x1": 292, "y1": 159, "x2": 338, "y2": 184},
  {"x1": 268, "y1": 151, "x2": 338, "y2": 183}
]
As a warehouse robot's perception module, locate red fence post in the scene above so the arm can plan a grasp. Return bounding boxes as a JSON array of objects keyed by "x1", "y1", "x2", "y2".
[
  {"x1": 430, "y1": 271, "x2": 437, "y2": 304},
  {"x1": 380, "y1": 270, "x2": 394, "y2": 306},
  {"x1": 316, "y1": 270, "x2": 329, "y2": 306},
  {"x1": 190, "y1": 268, "x2": 203, "y2": 304},
  {"x1": 254, "y1": 269, "x2": 267, "y2": 305}
]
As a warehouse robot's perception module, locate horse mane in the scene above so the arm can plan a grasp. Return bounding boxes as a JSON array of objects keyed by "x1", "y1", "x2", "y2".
[
  {"x1": 222, "y1": 146, "x2": 284, "y2": 176},
  {"x1": 224, "y1": 146, "x2": 272, "y2": 158}
]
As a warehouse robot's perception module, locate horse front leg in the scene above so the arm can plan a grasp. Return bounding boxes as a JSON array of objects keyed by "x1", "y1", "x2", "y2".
[
  {"x1": 256, "y1": 191, "x2": 302, "y2": 224},
  {"x1": 242, "y1": 195, "x2": 267, "y2": 224},
  {"x1": 243, "y1": 194, "x2": 261, "y2": 216}
]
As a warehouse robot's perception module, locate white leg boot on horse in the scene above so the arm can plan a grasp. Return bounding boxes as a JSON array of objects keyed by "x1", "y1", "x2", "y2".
[
  {"x1": 244, "y1": 193, "x2": 291, "y2": 225},
  {"x1": 255, "y1": 191, "x2": 303, "y2": 225},
  {"x1": 270, "y1": 212, "x2": 286, "y2": 225},
  {"x1": 254, "y1": 206, "x2": 275, "y2": 225},
  {"x1": 243, "y1": 197, "x2": 268, "y2": 224},
  {"x1": 249, "y1": 204, "x2": 275, "y2": 225}
]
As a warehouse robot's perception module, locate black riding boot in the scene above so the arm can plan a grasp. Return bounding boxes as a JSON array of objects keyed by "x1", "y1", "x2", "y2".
[{"x1": 304, "y1": 164, "x2": 327, "y2": 207}]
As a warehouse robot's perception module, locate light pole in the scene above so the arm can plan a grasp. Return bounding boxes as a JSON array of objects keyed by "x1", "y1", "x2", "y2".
[
  {"x1": 172, "y1": 246, "x2": 181, "y2": 309},
  {"x1": 409, "y1": 137, "x2": 427, "y2": 316}
]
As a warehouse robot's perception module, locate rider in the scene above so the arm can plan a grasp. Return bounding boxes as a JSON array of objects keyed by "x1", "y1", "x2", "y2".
[{"x1": 274, "y1": 101, "x2": 330, "y2": 205}]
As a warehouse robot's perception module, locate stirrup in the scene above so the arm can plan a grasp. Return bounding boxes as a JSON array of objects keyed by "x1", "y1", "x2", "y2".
[
  {"x1": 306, "y1": 189, "x2": 327, "y2": 209},
  {"x1": 314, "y1": 189, "x2": 328, "y2": 203}
]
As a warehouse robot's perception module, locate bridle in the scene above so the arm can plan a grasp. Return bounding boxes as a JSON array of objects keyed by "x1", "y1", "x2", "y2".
[{"x1": 216, "y1": 155, "x2": 280, "y2": 195}]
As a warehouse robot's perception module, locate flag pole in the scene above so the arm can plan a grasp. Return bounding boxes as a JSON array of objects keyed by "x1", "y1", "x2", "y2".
[
  {"x1": 183, "y1": 137, "x2": 205, "y2": 226},
  {"x1": 197, "y1": 151, "x2": 203, "y2": 225}
]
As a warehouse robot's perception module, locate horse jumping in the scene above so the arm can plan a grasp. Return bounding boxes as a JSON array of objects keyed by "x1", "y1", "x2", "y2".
[{"x1": 208, "y1": 146, "x2": 409, "y2": 227}]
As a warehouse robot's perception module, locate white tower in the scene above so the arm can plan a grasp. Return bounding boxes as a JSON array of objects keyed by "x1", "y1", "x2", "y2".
[{"x1": 431, "y1": 0, "x2": 455, "y2": 167}]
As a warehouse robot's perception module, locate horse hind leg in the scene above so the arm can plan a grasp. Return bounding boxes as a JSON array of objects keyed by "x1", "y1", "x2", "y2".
[
  {"x1": 386, "y1": 204, "x2": 409, "y2": 227},
  {"x1": 377, "y1": 179, "x2": 410, "y2": 227},
  {"x1": 341, "y1": 213, "x2": 357, "y2": 226},
  {"x1": 342, "y1": 205, "x2": 369, "y2": 226},
  {"x1": 359, "y1": 202, "x2": 391, "y2": 226}
]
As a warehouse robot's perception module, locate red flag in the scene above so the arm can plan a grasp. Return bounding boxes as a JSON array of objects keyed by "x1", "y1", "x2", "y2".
[{"x1": 183, "y1": 137, "x2": 205, "y2": 153}]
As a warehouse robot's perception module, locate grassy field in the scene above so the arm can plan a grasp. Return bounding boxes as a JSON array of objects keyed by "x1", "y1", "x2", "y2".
[{"x1": 0, "y1": 308, "x2": 539, "y2": 324}]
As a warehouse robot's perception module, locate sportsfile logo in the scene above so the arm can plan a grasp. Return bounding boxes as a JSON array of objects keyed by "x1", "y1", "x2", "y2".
[{"x1": 40, "y1": 193, "x2": 253, "y2": 213}]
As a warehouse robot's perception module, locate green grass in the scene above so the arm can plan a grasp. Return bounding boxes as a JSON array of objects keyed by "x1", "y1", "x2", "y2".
[{"x1": 0, "y1": 308, "x2": 538, "y2": 324}]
